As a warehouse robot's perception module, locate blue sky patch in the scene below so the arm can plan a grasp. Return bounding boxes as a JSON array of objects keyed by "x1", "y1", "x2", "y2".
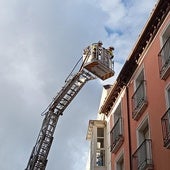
[
  {"x1": 121, "y1": 0, "x2": 132, "y2": 8},
  {"x1": 105, "y1": 26, "x2": 123, "y2": 37}
]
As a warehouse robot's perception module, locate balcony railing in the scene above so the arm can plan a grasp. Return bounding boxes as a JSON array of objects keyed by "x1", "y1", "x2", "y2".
[
  {"x1": 158, "y1": 36, "x2": 170, "y2": 80},
  {"x1": 132, "y1": 139, "x2": 153, "y2": 170},
  {"x1": 132, "y1": 80, "x2": 147, "y2": 120},
  {"x1": 161, "y1": 108, "x2": 170, "y2": 149},
  {"x1": 110, "y1": 118, "x2": 123, "y2": 153}
]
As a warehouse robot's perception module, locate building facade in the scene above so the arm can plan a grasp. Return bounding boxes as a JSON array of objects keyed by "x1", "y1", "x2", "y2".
[{"x1": 86, "y1": 0, "x2": 170, "y2": 170}]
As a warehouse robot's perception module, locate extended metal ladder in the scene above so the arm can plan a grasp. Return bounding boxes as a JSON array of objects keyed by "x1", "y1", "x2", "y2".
[
  {"x1": 25, "y1": 69, "x2": 95, "y2": 170},
  {"x1": 25, "y1": 41, "x2": 115, "y2": 170}
]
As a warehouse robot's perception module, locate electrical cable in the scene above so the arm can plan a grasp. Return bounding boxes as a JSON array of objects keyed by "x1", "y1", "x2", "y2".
[{"x1": 65, "y1": 56, "x2": 83, "y2": 82}]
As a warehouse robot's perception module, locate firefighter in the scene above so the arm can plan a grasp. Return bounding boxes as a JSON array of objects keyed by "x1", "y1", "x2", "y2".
[
  {"x1": 108, "y1": 46, "x2": 114, "y2": 59},
  {"x1": 91, "y1": 43, "x2": 98, "y2": 59},
  {"x1": 98, "y1": 41, "x2": 103, "y2": 47}
]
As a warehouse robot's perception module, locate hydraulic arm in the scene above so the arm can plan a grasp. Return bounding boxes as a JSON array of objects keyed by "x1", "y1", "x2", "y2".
[{"x1": 25, "y1": 42, "x2": 115, "y2": 170}]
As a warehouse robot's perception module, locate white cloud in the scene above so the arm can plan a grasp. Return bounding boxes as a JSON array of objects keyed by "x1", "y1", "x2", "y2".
[
  {"x1": 0, "y1": 0, "x2": 158, "y2": 170},
  {"x1": 89, "y1": 0, "x2": 158, "y2": 77},
  {"x1": 97, "y1": 0, "x2": 126, "y2": 28}
]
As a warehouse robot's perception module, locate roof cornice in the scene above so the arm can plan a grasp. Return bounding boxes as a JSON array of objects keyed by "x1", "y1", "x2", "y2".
[{"x1": 100, "y1": 0, "x2": 170, "y2": 115}]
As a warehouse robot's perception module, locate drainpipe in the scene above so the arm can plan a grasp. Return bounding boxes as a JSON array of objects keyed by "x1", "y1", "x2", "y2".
[{"x1": 126, "y1": 86, "x2": 132, "y2": 170}]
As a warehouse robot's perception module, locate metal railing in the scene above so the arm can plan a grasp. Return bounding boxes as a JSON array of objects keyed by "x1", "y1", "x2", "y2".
[
  {"x1": 158, "y1": 37, "x2": 170, "y2": 78},
  {"x1": 132, "y1": 80, "x2": 147, "y2": 119},
  {"x1": 110, "y1": 118, "x2": 123, "y2": 152},
  {"x1": 96, "y1": 150, "x2": 105, "y2": 166},
  {"x1": 161, "y1": 108, "x2": 170, "y2": 148},
  {"x1": 132, "y1": 139, "x2": 153, "y2": 170}
]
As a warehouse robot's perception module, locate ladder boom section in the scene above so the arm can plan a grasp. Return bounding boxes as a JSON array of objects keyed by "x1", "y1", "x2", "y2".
[{"x1": 25, "y1": 69, "x2": 95, "y2": 170}]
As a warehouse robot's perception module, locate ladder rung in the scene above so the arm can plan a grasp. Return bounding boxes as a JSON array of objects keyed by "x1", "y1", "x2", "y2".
[
  {"x1": 73, "y1": 83, "x2": 79, "y2": 88},
  {"x1": 62, "y1": 98, "x2": 69, "y2": 102},
  {"x1": 59, "y1": 102, "x2": 65, "y2": 106},
  {"x1": 55, "y1": 107, "x2": 63, "y2": 112},
  {"x1": 66, "y1": 93, "x2": 73, "y2": 97},
  {"x1": 77, "y1": 79, "x2": 83, "y2": 83},
  {"x1": 38, "y1": 153, "x2": 47, "y2": 157},
  {"x1": 70, "y1": 88, "x2": 76, "y2": 92}
]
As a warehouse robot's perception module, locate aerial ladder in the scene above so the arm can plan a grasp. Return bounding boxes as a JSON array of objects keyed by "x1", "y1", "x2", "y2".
[{"x1": 25, "y1": 41, "x2": 115, "y2": 170}]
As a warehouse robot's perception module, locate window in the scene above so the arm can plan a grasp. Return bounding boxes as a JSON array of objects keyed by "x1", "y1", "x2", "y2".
[
  {"x1": 161, "y1": 108, "x2": 170, "y2": 149},
  {"x1": 110, "y1": 103, "x2": 124, "y2": 153},
  {"x1": 162, "y1": 24, "x2": 170, "y2": 63},
  {"x1": 135, "y1": 70, "x2": 144, "y2": 89},
  {"x1": 132, "y1": 69, "x2": 147, "y2": 120},
  {"x1": 166, "y1": 85, "x2": 170, "y2": 108},
  {"x1": 116, "y1": 153, "x2": 124, "y2": 170},
  {"x1": 165, "y1": 85, "x2": 170, "y2": 133},
  {"x1": 96, "y1": 150, "x2": 105, "y2": 166},
  {"x1": 159, "y1": 22, "x2": 170, "y2": 79},
  {"x1": 161, "y1": 85, "x2": 170, "y2": 149},
  {"x1": 86, "y1": 120, "x2": 106, "y2": 169},
  {"x1": 96, "y1": 128, "x2": 105, "y2": 166},
  {"x1": 97, "y1": 128, "x2": 104, "y2": 149},
  {"x1": 114, "y1": 103, "x2": 121, "y2": 123},
  {"x1": 138, "y1": 121, "x2": 149, "y2": 145},
  {"x1": 132, "y1": 139, "x2": 153, "y2": 170},
  {"x1": 132, "y1": 117, "x2": 153, "y2": 170},
  {"x1": 97, "y1": 128, "x2": 104, "y2": 137}
]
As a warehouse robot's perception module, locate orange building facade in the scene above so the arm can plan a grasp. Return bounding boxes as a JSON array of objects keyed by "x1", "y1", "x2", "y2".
[{"x1": 86, "y1": 1, "x2": 170, "y2": 170}]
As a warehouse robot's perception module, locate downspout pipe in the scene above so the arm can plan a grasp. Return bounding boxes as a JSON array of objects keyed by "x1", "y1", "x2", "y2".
[{"x1": 126, "y1": 86, "x2": 132, "y2": 170}]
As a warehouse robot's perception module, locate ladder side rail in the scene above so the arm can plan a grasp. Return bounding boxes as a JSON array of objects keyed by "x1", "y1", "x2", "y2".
[{"x1": 25, "y1": 111, "x2": 58, "y2": 170}]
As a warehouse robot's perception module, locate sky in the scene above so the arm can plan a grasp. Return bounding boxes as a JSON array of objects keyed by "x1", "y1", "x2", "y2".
[{"x1": 0, "y1": 0, "x2": 158, "y2": 169}]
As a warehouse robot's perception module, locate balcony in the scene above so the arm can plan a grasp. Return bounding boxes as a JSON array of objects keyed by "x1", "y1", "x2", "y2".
[
  {"x1": 158, "y1": 37, "x2": 170, "y2": 80},
  {"x1": 110, "y1": 118, "x2": 124, "y2": 153},
  {"x1": 132, "y1": 139, "x2": 153, "y2": 170},
  {"x1": 161, "y1": 108, "x2": 170, "y2": 149},
  {"x1": 132, "y1": 80, "x2": 148, "y2": 120}
]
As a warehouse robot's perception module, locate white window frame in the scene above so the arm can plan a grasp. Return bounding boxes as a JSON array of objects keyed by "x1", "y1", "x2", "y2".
[
  {"x1": 164, "y1": 83, "x2": 170, "y2": 133},
  {"x1": 136, "y1": 115, "x2": 150, "y2": 146},
  {"x1": 159, "y1": 21, "x2": 170, "y2": 78},
  {"x1": 160, "y1": 21, "x2": 170, "y2": 47},
  {"x1": 165, "y1": 83, "x2": 170, "y2": 109},
  {"x1": 96, "y1": 127, "x2": 106, "y2": 167},
  {"x1": 135, "y1": 115, "x2": 153, "y2": 170},
  {"x1": 133, "y1": 65, "x2": 145, "y2": 90},
  {"x1": 113, "y1": 102, "x2": 122, "y2": 123},
  {"x1": 115, "y1": 149, "x2": 125, "y2": 170}
]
